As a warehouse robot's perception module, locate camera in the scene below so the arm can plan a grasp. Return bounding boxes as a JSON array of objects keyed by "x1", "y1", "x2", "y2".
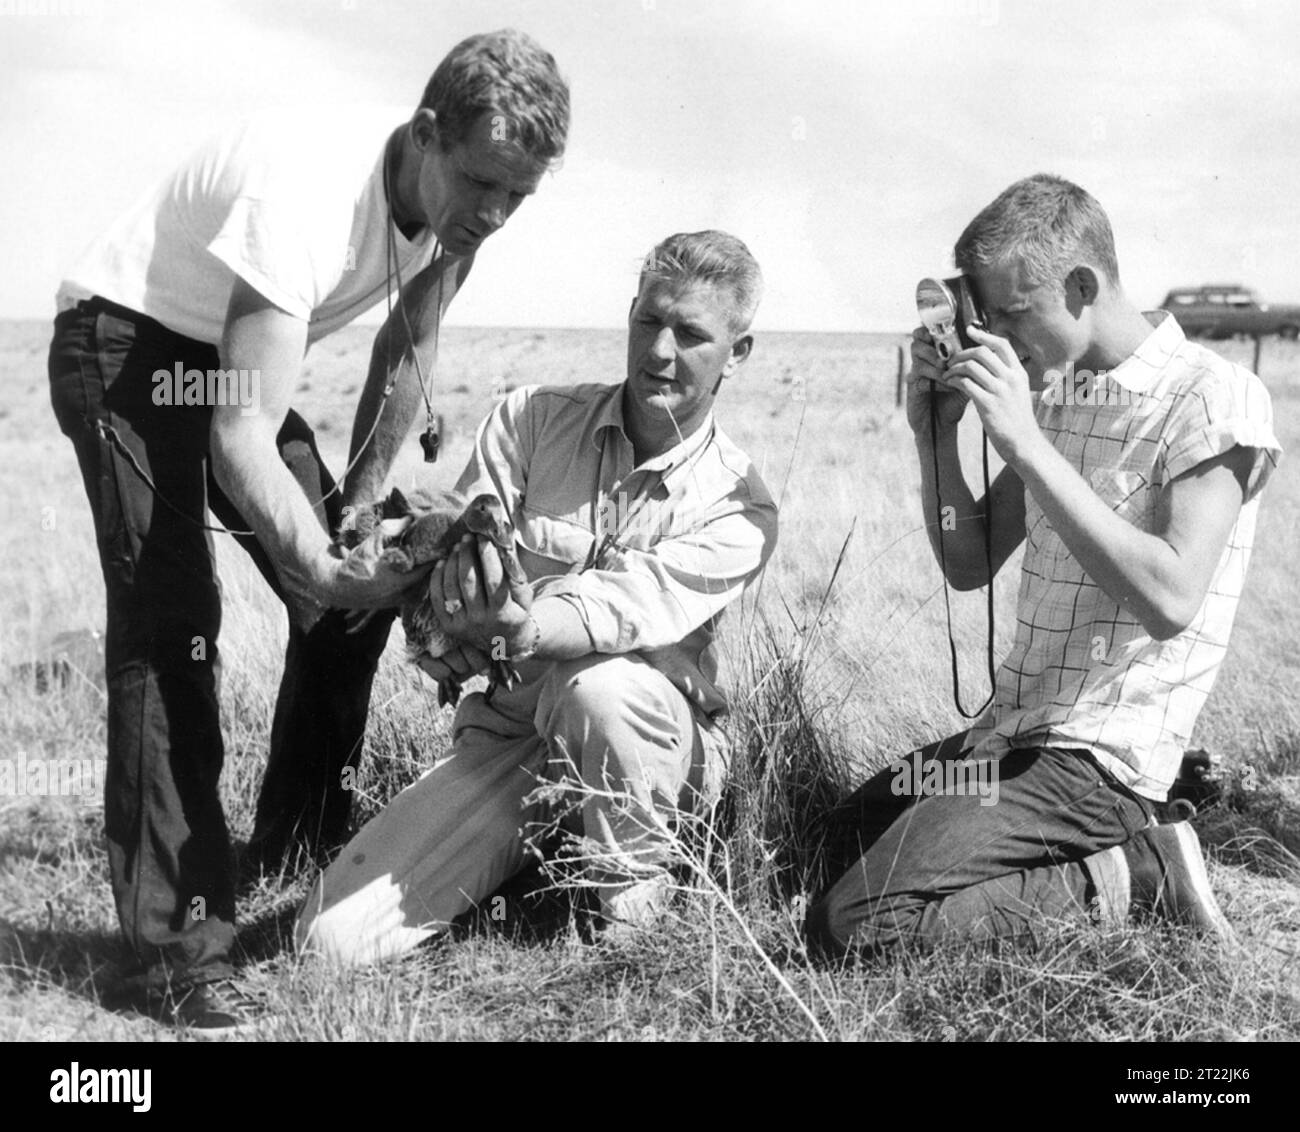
[{"x1": 915, "y1": 275, "x2": 987, "y2": 365}]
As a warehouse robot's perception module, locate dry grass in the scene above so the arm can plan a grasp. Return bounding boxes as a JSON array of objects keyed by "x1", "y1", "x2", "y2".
[{"x1": 2, "y1": 321, "x2": 1298, "y2": 1041}]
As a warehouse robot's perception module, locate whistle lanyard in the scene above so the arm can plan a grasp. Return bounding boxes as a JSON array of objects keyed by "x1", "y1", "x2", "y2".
[{"x1": 580, "y1": 421, "x2": 715, "y2": 573}]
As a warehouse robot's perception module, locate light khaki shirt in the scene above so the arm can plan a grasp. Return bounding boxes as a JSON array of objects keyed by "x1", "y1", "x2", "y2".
[{"x1": 454, "y1": 381, "x2": 779, "y2": 720}]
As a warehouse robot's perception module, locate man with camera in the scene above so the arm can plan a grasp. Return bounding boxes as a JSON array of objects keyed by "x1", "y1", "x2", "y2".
[
  {"x1": 805, "y1": 174, "x2": 1281, "y2": 959},
  {"x1": 295, "y1": 230, "x2": 778, "y2": 966},
  {"x1": 48, "y1": 29, "x2": 570, "y2": 1032}
]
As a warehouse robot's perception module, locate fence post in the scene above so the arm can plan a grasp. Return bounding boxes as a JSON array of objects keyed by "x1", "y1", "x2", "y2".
[{"x1": 896, "y1": 343, "x2": 906, "y2": 408}]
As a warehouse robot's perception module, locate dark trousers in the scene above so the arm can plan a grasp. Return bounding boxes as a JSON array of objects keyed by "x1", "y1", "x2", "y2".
[
  {"x1": 48, "y1": 298, "x2": 394, "y2": 989},
  {"x1": 804, "y1": 732, "x2": 1153, "y2": 959}
]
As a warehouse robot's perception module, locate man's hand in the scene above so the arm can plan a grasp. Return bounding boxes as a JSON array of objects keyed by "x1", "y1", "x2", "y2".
[
  {"x1": 907, "y1": 323, "x2": 1029, "y2": 588},
  {"x1": 327, "y1": 529, "x2": 430, "y2": 610},
  {"x1": 944, "y1": 326, "x2": 1044, "y2": 467},
  {"x1": 415, "y1": 642, "x2": 492, "y2": 685},
  {"x1": 906, "y1": 326, "x2": 970, "y2": 437},
  {"x1": 431, "y1": 535, "x2": 534, "y2": 657}
]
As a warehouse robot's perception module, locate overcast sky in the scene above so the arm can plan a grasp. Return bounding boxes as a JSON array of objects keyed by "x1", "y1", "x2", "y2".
[{"x1": 2, "y1": 0, "x2": 1297, "y2": 331}]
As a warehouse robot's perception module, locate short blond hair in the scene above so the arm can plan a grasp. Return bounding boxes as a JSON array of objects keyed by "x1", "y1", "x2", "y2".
[
  {"x1": 419, "y1": 29, "x2": 570, "y2": 164},
  {"x1": 955, "y1": 174, "x2": 1120, "y2": 288},
  {"x1": 639, "y1": 230, "x2": 764, "y2": 333}
]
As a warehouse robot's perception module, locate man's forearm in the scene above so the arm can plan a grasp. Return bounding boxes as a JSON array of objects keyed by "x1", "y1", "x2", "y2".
[
  {"x1": 1011, "y1": 435, "x2": 1215, "y2": 639},
  {"x1": 216, "y1": 281, "x2": 341, "y2": 615},
  {"x1": 343, "y1": 325, "x2": 426, "y2": 507},
  {"x1": 210, "y1": 414, "x2": 337, "y2": 611},
  {"x1": 344, "y1": 257, "x2": 467, "y2": 507},
  {"x1": 529, "y1": 596, "x2": 596, "y2": 663},
  {"x1": 915, "y1": 424, "x2": 990, "y2": 584}
]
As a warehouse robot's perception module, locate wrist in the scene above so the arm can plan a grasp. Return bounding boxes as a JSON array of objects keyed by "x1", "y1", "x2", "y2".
[
  {"x1": 315, "y1": 548, "x2": 349, "y2": 604},
  {"x1": 1004, "y1": 428, "x2": 1053, "y2": 476},
  {"x1": 342, "y1": 469, "x2": 384, "y2": 512},
  {"x1": 507, "y1": 614, "x2": 541, "y2": 662}
]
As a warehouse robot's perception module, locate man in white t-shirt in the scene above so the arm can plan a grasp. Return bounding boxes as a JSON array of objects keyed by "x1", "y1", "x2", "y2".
[{"x1": 47, "y1": 28, "x2": 569, "y2": 1034}]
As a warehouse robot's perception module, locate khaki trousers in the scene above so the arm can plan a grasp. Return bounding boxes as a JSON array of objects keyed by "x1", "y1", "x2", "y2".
[{"x1": 296, "y1": 653, "x2": 728, "y2": 965}]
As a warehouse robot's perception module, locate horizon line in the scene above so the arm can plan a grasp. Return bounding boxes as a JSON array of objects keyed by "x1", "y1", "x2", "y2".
[{"x1": 0, "y1": 315, "x2": 912, "y2": 337}]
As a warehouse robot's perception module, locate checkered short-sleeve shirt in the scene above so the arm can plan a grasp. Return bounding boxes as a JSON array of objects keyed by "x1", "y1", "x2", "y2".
[{"x1": 963, "y1": 313, "x2": 1282, "y2": 799}]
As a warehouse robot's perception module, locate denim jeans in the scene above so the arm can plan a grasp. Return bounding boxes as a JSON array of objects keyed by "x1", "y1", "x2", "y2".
[
  {"x1": 48, "y1": 297, "x2": 394, "y2": 989},
  {"x1": 804, "y1": 732, "x2": 1153, "y2": 959}
]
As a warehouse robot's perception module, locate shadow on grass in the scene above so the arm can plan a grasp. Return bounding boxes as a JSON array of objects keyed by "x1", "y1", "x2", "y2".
[
  {"x1": 235, "y1": 901, "x2": 302, "y2": 966},
  {"x1": 1193, "y1": 735, "x2": 1300, "y2": 879},
  {"x1": 448, "y1": 860, "x2": 599, "y2": 948},
  {"x1": 0, "y1": 801, "x2": 104, "y2": 871},
  {"x1": 0, "y1": 920, "x2": 131, "y2": 1010}
]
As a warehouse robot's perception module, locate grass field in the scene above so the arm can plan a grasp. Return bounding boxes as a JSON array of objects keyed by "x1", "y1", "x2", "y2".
[{"x1": 2, "y1": 319, "x2": 1298, "y2": 1042}]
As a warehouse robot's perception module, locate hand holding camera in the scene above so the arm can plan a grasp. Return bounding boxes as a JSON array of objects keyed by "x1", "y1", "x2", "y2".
[
  {"x1": 910, "y1": 274, "x2": 1040, "y2": 465},
  {"x1": 944, "y1": 326, "x2": 1042, "y2": 466},
  {"x1": 907, "y1": 326, "x2": 969, "y2": 435},
  {"x1": 907, "y1": 275, "x2": 986, "y2": 437}
]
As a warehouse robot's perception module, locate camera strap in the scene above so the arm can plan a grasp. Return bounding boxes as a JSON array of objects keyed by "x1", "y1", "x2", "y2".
[{"x1": 928, "y1": 396, "x2": 998, "y2": 719}]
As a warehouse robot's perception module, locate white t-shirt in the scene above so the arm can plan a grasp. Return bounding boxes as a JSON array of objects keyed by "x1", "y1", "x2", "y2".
[{"x1": 57, "y1": 107, "x2": 436, "y2": 345}]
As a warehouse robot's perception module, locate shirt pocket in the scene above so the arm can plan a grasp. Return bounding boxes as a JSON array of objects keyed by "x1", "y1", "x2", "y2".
[{"x1": 517, "y1": 503, "x2": 595, "y2": 571}]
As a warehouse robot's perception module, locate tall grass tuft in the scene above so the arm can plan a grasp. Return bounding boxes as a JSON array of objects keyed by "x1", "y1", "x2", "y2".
[
  {"x1": 716, "y1": 618, "x2": 853, "y2": 907},
  {"x1": 716, "y1": 531, "x2": 859, "y2": 908}
]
